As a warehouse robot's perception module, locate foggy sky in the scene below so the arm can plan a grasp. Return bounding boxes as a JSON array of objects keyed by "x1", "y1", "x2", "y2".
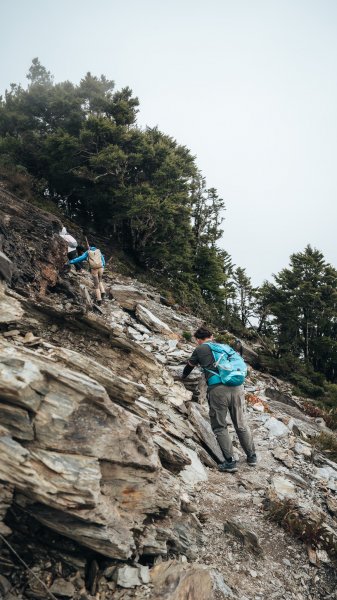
[{"x1": 1, "y1": 0, "x2": 337, "y2": 285}]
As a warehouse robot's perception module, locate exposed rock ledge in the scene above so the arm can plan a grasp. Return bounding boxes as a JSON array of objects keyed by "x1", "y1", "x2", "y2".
[
  {"x1": 1, "y1": 191, "x2": 337, "y2": 600},
  {"x1": 0, "y1": 336, "x2": 207, "y2": 560}
]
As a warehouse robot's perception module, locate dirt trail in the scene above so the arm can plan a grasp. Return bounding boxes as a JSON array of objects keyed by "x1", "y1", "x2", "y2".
[{"x1": 195, "y1": 410, "x2": 337, "y2": 600}]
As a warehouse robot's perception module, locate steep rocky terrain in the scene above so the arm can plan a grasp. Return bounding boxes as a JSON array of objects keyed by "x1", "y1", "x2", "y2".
[{"x1": 0, "y1": 189, "x2": 336, "y2": 600}]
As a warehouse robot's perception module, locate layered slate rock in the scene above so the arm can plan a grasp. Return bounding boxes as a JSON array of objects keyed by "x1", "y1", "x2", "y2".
[
  {"x1": 109, "y1": 284, "x2": 148, "y2": 310},
  {"x1": 0, "y1": 251, "x2": 13, "y2": 282},
  {"x1": 0, "y1": 282, "x2": 24, "y2": 323},
  {"x1": 0, "y1": 340, "x2": 206, "y2": 559},
  {"x1": 188, "y1": 402, "x2": 225, "y2": 463},
  {"x1": 0, "y1": 188, "x2": 64, "y2": 294},
  {"x1": 135, "y1": 304, "x2": 173, "y2": 334}
]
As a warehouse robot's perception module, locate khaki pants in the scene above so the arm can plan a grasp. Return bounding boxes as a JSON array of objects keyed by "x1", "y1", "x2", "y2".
[
  {"x1": 208, "y1": 384, "x2": 255, "y2": 461},
  {"x1": 91, "y1": 267, "x2": 105, "y2": 301}
]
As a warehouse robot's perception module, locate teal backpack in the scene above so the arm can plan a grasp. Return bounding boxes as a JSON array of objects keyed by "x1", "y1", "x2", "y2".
[{"x1": 204, "y1": 342, "x2": 247, "y2": 387}]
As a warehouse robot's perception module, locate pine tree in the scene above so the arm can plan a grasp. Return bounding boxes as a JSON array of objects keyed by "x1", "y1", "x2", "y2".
[
  {"x1": 232, "y1": 267, "x2": 256, "y2": 327},
  {"x1": 0, "y1": 59, "x2": 234, "y2": 312},
  {"x1": 258, "y1": 245, "x2": 337, "y2": 381}
]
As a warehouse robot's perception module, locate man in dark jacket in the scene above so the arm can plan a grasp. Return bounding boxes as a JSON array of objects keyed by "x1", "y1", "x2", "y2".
[{"x1": 182, "y1": 326, "x2": 256, "y2": 473}]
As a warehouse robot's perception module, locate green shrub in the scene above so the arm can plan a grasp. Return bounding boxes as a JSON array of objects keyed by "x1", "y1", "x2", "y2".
[
  {"x1": 310, "y1": 371, "x2": 326, "y2": 387},
  {"x1": 182, "y1": 331, "x2": 192, "y2": 342},
  {"x1": 323, "y1": 383, "x2": 337, "y2": 408},
  {"x1": 214, "y1": 333, "x2": 233, "y2": 345},
  {"x1": 313, "y1": 432, "x2": 337, "y2": 461},
  {"x1": 290, "y1": 373, "x2": 324, "y2": 398}
]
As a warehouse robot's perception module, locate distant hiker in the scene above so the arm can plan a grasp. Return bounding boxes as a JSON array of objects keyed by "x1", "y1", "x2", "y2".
[
  {"x1": 182, "y1": 326, "x2": 256, "y2": 473},
  {"x1": 69, "y1": 245, "x2": 106, "y2": 304},
  {"x1": 59, "y1": 227, "x2": 82, "y2": 271}
]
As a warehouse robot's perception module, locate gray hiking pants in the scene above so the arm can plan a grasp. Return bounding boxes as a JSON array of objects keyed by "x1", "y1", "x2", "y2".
[{"x1": 208, "y1": 384, "x2": 255, "y2": 461}]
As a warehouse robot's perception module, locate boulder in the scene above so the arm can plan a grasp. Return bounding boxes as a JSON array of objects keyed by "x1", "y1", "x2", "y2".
[
  {"x1": 265, "y1": 386, "x2": 302, "y2": 409},
  {"x1": 269, "y1": 476, "x2": 297, "y2": 500},
  {"x1": 47, "y1": 345, "x2": 146, "y2": 408},
  {"x1": 113, "y1": 565, "x2": 141, "y2": 588},
  {"x1": 153, "y1": 432, "x2": 192, "y2": 474},
  {"x1": 188, "y1": 402, "x2": 225, "y2": 463},
  {"x1": 292, "y1": 418, "x2": 319, "y2": 439},
  {"x1": 149, "y1": 560, "x2": 234, "y2": 599},
  {"x1": 178, "y1": 445, "x2": 208, "y2": 485},
  {"x1": 136, "y1": 304, "x2": 172, "y2": 334},
  {"x1": 110, "y1": 284, "x2": 147, "y2": 310},
  {"x1": 264, "y1": 416, "x2": 290, "y2": 438},
  {"x1": 111, "y1": 564, "x2": 150, "y2": 587}
]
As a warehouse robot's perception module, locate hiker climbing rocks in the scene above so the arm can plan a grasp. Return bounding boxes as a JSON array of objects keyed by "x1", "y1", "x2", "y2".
[
  {"x1": 182, "y1": 326, "x2": 256, "y2": 473},
  {"x1": 69, "y1": 245, "x2": 106, "y2": 304},
  {"x1": 59, "y1": 227, "x2": 82, "y2": 271}
]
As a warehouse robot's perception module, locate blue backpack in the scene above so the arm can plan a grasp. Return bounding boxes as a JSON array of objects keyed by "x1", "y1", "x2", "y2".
[{"x1": 204, "y1": 342, "x2": 247, "y2": 387}]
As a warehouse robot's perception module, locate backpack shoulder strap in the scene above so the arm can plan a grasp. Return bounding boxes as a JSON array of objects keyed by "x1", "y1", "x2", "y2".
[
  {"x1": 202, "y1": 343, "x2": 222, "y2": 377},
  {"x1": 205, "y1": 342, "x2": 232, "y2": 358}
]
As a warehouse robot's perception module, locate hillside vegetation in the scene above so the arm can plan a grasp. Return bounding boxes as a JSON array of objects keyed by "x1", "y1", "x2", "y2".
[{"x1": 1, "y1": 60, "x2": 337, "y2": 418}]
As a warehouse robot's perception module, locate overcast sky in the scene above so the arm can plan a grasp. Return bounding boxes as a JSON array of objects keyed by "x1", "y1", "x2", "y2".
[{"x1": 1, "y1": 0, "x2": 337, "y2": 285}]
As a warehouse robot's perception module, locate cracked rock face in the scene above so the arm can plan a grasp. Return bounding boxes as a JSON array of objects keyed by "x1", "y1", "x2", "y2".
[
  {"x1": 0, "y1": 341, "x2": 205, "y2": 559},
  {"x1": 0, "y1": 188, "x2": 65, "y2": 294},
  {"x1": 0, "y1": 214, "x2": 209, "y2": 568}
]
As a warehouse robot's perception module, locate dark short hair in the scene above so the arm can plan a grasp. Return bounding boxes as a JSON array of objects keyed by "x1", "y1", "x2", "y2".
[{"x1": 194, "y1": 327, "x2": 213, "y2": 340}]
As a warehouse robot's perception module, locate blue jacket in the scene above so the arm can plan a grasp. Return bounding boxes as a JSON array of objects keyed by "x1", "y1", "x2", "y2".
[{"x1": 69, "y1": 246, "x2": 105, "y2": 267}]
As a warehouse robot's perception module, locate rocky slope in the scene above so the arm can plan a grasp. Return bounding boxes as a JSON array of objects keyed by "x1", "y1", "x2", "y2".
[{"x1": 0, "y1": 190, "x2": 336, "y2": 600}]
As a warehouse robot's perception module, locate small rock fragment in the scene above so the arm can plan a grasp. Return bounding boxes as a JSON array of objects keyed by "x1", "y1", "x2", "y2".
[
  {"x1": 114, "y1": 565, "x2": 141, "y2": 588},
  {"x1": 3, "y1": 330, "x2": 20, "y2": 337},
  {"x1": 49, "y1": 578, "x2": 76, "y2": 598}
]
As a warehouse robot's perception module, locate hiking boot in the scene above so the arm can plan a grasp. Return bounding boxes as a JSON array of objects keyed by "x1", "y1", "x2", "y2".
[
  {"x1": 218, "y1": 459, "x2": 238, "y2": 473},
  {"x1": 247, "y1": 453, "x2": 257, "y2": 467}
]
